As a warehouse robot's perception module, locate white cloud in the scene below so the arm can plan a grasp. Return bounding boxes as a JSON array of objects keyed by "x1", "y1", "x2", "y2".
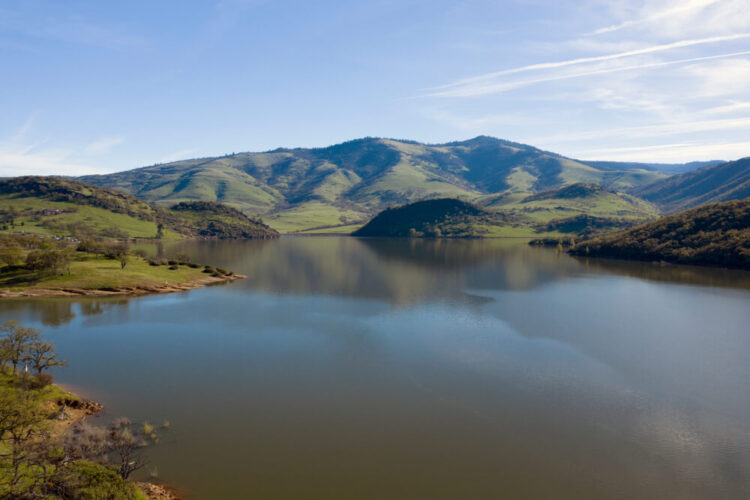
[
  {"x1": 532, "y1": 116, "x2": 750, "y2": 145},
  {"x1": 424, "y1": 51, "x2": 750, "y2": 98},
  {"x1": 573, "y1": 140, "x2": 750, "y2": 163},
  {"x1": 0, "y1": 146, "x2": 101, "y2": 177},
  {"x1": 429, "y1": 33, "x2": 750, "y2": 96},
  {"x1": 590, "y1": 0, "x2": 723, "y2": 35},
  {"x1": 82, "y1": 136, "x2": 126, "y2": 155}
]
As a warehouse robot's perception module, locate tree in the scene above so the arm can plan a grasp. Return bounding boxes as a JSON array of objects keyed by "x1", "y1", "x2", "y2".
[
  {"x1": 0, "y1": 240, "x2": 23, "y2": 268},
  {"x1": 107, "y1": 418, "x2": 150, "y2": 479},
  {"x1": 120, "y1": 254, "x2": 128, "y2": 270},
  {"x1": 0, "y1": 390, "x2": 50, "y2": 496},
  {"x1": 25, "y1": 247, "x2": 74, "y2": 274},
  {"x1": 0, "y1": 321, "x2": 40, "y2": 374},
  {"x1": 25, "y1": 340, "x2": 65, "y2": 378}
]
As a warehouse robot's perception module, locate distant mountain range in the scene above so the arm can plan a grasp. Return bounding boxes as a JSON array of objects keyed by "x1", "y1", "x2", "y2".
[
  {"x1": 76, "y1": 136, "x2": 748, "y2": 233},
  {"x1": 80, "y1": 136, "x2": 669, "y2": 232},
  {"x1": 630, "y1": 157, "x2": 750, "y2": 213}
]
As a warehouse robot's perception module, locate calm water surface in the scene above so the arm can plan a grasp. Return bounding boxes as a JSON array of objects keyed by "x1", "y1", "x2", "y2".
[{"x1": 2, "y1": 237, "x2": 750, "y2": 499}]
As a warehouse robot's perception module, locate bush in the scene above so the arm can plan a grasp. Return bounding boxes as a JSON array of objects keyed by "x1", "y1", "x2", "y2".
[
  {"x1": 167, "y1": 260, "x2": 177, "y2": 266},
  {"x1": 49, "y1": 460, "x2": 143, "y2": 500},
  {"x1": 216, "y1": 268, "x2": 228, "y2": 275},
  {"x1": 168, "y1": 265, "x2": 179, "y2": 270},
  {"x1": 187, "y1": 262, "x2": 200, "y2": 268}
]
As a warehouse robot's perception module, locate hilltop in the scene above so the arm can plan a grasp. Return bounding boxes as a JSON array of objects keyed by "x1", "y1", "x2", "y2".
[
  {"x1": 569, "y1": 198, "x2": 750, "y2": 269},
  {"x1": 0, "y1": 177, "x2": 278, "y2": 240},
  {"x1": 630, "y1": 157, "x2": 750, "y2": 212},
  {"x1": 352, "y1": 198, "x2": 501, "y2": 238},
  {"x1": 79, "y1": 136, "x2": 667, "y2": 233}
]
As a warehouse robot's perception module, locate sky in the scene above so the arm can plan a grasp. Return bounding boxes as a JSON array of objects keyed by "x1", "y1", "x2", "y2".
[{"x1": 2, "y1": 0, "x2": 750, "y2": 176}]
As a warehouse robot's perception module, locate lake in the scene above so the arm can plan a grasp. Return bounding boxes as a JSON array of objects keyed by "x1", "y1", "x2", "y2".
[{"x1": 2, "y1": 237, "x2": 750, "y2": 499}]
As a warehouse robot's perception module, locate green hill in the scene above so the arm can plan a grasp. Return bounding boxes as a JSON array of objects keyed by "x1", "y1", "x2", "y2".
[
  {"x1": 630, "y1": 157, "x2": 750, "y2": 212},
  {"x1": 352, "y1": 198, "x2": 501, "y2": 238},
  {"x1": 79, "y1": 136, "x2": 666, "y2": 233},
  {"x1": 478, "y1": 182, "x2": 659, "y2": 235},
  {"x1": 569, "y1": 198, "x2": 750, "y2": 269},
  {"x1": 0, "y1": 177, "x2": 278, "y2": 240}
]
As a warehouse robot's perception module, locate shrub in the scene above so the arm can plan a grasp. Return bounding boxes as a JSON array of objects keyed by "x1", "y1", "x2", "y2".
[
  {"x1": 168, "y1": 265, "x2": 178, "y2": 270},
  {"x1": 216, "y1": 268, "x2": 228, "y2": 275}
]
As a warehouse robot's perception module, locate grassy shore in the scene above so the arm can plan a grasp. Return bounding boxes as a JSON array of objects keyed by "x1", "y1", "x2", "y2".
[
  {"x1": 0, "y1": 370, "x2": 154, "y2": 499},
  {"x1": 0, "y1": 253, "x2": 244, "y2": 297}
]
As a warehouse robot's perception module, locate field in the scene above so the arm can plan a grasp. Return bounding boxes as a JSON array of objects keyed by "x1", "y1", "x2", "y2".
[
  {"x1": 0, "y1": 196, "x2": 181, "y2": 239},
  {"x1": 0, "y1": 253, "x2": 212, "y2": 293}
]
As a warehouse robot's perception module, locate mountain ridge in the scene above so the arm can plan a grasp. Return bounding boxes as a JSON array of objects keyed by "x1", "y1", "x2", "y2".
[
  {"x1": 630, "y1": 157, "x2": 750, "y2": 212},
  {"x1": 80, "y1": 136, "x2": 668, "y2": 232}
]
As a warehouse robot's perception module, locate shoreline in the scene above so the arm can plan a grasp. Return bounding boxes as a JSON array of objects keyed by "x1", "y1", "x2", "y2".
[
  {"x1": 51, "y1": 386, "x2": 183, "y2": 499},
  {"x1": 0, "y1": 273, "x2": 245, "y2": 299}
]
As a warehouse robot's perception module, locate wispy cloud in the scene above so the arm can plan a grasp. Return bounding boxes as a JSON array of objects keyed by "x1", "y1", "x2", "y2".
[
  {"x1": 590, "y1": 0, "x2": 722, "y2": 35},
  {"x1": 427, "y1": 34, "x2": 750, "y2": 97},
  {"x1": 573, "y1": 140, "x2": 750, "y2": 163},
  {"x1": 83, "y1": 136, "x2": 125, "y2": 155},
  {"x1": 425, "y1": 50, "x2": 750, "y2": 98},
  {"x1": 532, "y1": 116, "x2": 750, "y2": 145},
  {"x1": 0, "y1": 146, "x2": 100, "y2": 177}
]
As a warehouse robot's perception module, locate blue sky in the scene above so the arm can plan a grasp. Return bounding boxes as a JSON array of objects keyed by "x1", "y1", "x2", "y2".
[{"x1": 2, "y1": 0, "x2": 750, "y2": 176}]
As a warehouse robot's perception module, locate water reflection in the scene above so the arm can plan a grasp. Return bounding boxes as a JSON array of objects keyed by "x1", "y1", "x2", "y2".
[{"x1": 1, "y1": 238, "x2": 749, "y2": 498}]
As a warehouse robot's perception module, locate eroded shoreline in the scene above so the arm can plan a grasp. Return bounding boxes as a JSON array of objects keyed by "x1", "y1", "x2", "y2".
[{"x1": 0, "y1": 273, "x2": 246, "y2": 298}]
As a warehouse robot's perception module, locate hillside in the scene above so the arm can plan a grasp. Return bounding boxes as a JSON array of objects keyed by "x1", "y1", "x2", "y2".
[
  {"x1": 168, "y1": 201, "x2": 278, "y2": 239},
  {"x1": 478, "y1": 182, "x2": 659, "y2": 235},
  {"x1": 0, "y1": 177, "x2": 278, "y2": 240},
  {"x1": 352, "y1": 198, "x2": 522, "y2": 238},
  {"x1": 80, "y1": 136, "x2": 666, "y2": 233},
  {"x1": 569, "y1": 198, "x2": 750, "y2": 269},
  {"x1": 630, "y1": 157, "x2": 750, "y2": 212}
]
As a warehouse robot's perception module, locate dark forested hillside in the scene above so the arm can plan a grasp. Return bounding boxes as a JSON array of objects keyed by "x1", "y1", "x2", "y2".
[
  {"x1": 352, "y1": 198, "x2": 513, "y2": 238},
  {"x1": 630, "y1": 157, "x2": 750, "y2": 212},
  {"x1": 569, "y1": 198, "x2": 750, "y2": 269}
]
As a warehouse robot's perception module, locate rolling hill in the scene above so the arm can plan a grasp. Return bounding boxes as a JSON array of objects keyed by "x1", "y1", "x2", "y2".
[
  {"x1": 353, "y1": 184, "x2": 659, "y2": 239},
  {"x1": 569, "y1": 198, "x2": 750, "y2": 269},
  {"x1": 0, "y1": 177, "x2": 278, "y2": 240},
  {"x1": 630, "y1": 157, "x2": 750, "y2": 212},
  {"x1": 352, "y1": 198, "x2": 495, "y2": 238},
  {"x1": 80, "y1": 136, "x2": 666, "y2": 233}
]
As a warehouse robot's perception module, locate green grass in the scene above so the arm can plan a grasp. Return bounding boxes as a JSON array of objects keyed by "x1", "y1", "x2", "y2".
[
  {"x1": 0, "y1": 372, "x2": 145, "y2": 498},
  {"x1": 266, "y1": 201, "x2": 368, "y2": 233},
  {"x1": 0, "y1": 254, "x2": 211, "y2": 292},
  {"x1": 0, "y1": 196, "x2": 182, "y2": 239}
]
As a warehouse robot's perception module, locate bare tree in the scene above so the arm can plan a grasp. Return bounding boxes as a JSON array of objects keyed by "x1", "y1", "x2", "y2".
[
  {"x1": 0, "y1": 321, "x2": 41, "y2": 374},
  {"x1": 25, "y1": 340, "x2": 66, "y2": 378},
  {"x1": 108, "y1": 418, "x2": 150, "y2": 479}
]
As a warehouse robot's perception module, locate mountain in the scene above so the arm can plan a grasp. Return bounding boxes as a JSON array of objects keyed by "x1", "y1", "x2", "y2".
[
  {"x1": 630, "y1": 157, "x2": 750, "y2": 212},
  {"x1": 584, "y1": 160, "x2": 723, "y2": 175},
  {"x1": 80, "y1": 136, "x2": 666, "y2": 233},
  {"x1": 0, "y1": 177, "x2": 278, "y2": 240},
  {"x1": 569, "y1": 198, "x2": 750, "y2": 269}
]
